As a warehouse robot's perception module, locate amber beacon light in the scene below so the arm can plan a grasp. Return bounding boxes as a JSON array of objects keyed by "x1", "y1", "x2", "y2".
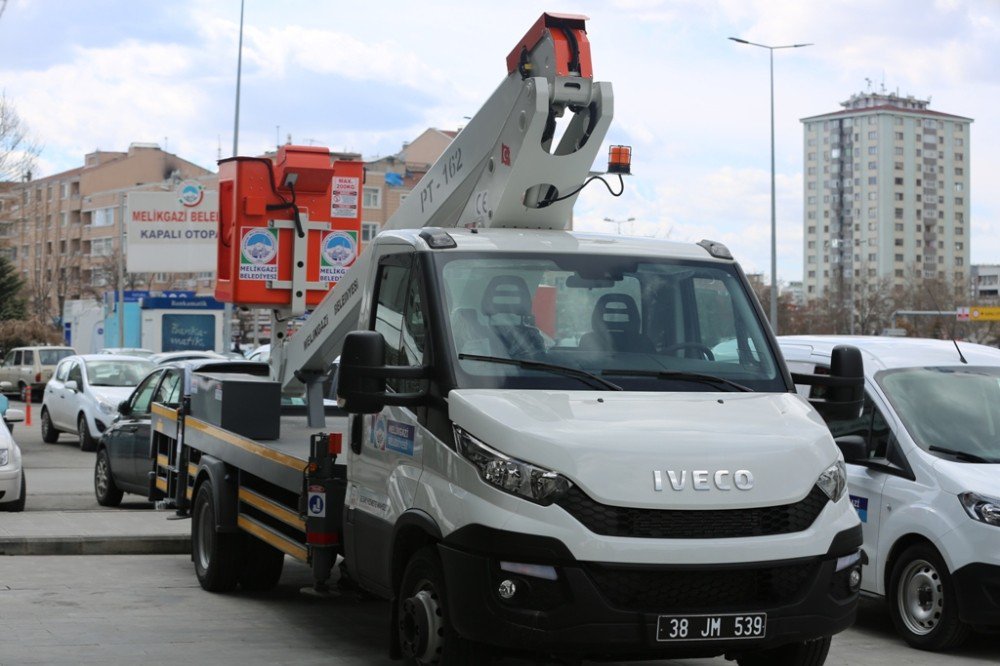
[{"x1": 607, "y1": 145, "x2": 632, "y2": 175}]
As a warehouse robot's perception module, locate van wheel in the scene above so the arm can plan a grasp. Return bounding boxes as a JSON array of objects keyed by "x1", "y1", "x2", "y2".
[
  {"x1": 78, "y1": 414, "x2": 96, "y2": 452},
  {"x1": 736, "y1": 636, "x2": 830, "y2": 666},
  {"x1": 40, "y1": 408, "x2": 60, "y2": 443},
  {"x1": 888, "y1": 543, "x2": 970, "y2": 650},
  {"x1": 192, "y1": 480, "x2": 242, "y2": 592},
  {"x1": 238, "y1": 535, "x2": 285, "y2": 591},
  {"x1": 397, "y1": 546, "x2": 491, "y2": 665},
  {"x1": 94, "y1": 448, "x2": 124, "y2": 507}
]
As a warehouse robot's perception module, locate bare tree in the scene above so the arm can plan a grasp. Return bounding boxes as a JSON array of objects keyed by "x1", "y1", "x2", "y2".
[
  {"x1": 82, "y1": 248, "x2": 152, "y2": 301},
  {"x1": 0, "y1": 92, "x2": 41, "y2": 183}
]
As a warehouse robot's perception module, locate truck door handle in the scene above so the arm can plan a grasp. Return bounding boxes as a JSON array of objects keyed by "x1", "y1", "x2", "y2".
[{"x1": 350, "y1": 415, "x2": 363, "y2": 454}]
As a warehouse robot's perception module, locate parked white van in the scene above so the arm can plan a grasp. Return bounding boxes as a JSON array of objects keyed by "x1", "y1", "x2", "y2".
[{"x1": 779, "y1": 336, "x2": 1000, "y2": 651}]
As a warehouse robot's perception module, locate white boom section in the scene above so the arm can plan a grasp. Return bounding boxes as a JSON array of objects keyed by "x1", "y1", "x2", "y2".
[{"x1": 273, "y1": 25, "x2": 614, "y2": 396}]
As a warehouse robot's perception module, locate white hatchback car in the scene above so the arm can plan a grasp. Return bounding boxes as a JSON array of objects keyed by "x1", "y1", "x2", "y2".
[
  {"x1": 0, "y1": 394, "x2": 26, "y2": 511},
  {"x1": 779, "y1": 335, "x2": 1000, "y2": 652},
  {"x1": 40, "y1": 354, "x2": 155, "y2": 451}
]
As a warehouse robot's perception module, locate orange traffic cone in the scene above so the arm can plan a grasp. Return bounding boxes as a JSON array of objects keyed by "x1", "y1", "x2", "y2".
[{"x1": 24, "y1": 389, "x2": 31, "y2": 425}]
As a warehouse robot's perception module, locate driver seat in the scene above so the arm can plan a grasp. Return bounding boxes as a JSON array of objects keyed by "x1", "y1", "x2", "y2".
[
  {"x1": 481, "y1": 276, "x2": 546, "y2": 357},
  {"x1": 579, "y1": 293, "x2": 654, "y2": 353}
]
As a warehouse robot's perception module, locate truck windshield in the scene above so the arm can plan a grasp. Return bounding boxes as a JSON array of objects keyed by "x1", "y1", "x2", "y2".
[
  {"x1": 878, "y1": 366, "x2": 1000, "y2": 463},
  {"x1": 436, "y1": 253, "x2": 784, "y2": 392}
]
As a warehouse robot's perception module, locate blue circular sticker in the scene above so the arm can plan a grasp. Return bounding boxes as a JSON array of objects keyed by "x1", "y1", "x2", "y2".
[
  {"x1": 322, "y1": 231, "x2": 357, "y2": 267},
  {"x1": 242, "y1": 229, "x2": 277, "y2": 265}
]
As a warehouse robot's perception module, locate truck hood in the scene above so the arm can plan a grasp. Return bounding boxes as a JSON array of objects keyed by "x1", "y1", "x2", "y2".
[{"x1": 448, "y1": 390, "x2": 837, "y2": 509}]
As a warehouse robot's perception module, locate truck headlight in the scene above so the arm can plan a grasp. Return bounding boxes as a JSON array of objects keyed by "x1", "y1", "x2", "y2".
[
  {"x1": 817, "y1": 460, "x2": 847, "y2": 502},
  {"x1": 959, "y1": 492, "x2": 1000, "y2": 527},
  {"x1": 454, "y1": 426, "x2": 572, "y2": 506}
]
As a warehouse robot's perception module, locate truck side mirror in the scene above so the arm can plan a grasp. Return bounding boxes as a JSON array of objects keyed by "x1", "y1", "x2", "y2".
[
  {"x1": 337, "y1": 331, "x2": 431, "y2": 414},
  {"x1": 118, "y1": 400, "x2": 132, "y2": 417},
  {"x1": 338, "y1": 331, "x2": 389, "y2": 414},
  {"x1": 835, "y1": 435, "x2": 867, "y2": 463},
  {"x1": 790, "y1": 345, "x2": 864, "y2": 421}
]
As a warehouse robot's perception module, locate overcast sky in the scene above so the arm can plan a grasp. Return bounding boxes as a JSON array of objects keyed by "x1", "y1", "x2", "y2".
[{"x1": 1, "y1": 0, "x2": 997, "y2": 283}]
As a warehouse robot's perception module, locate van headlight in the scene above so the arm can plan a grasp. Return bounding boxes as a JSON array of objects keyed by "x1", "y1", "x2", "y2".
[
  {"x1": 817, "y1": 460, "x2": 847, "y2": 502},
  {"x1": 454, "y1": 426, "x2": 572, "y2": 506},
  {"x1": 959, "y1": 492, "x2": 1000, "y2": 528}
]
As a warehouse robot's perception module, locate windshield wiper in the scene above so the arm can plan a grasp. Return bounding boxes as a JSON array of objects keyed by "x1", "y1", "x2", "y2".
[
  {"x1": 928, "y1": 445, "x2": 997, "y2": 464},
  {"x1": 601, "y1": 369, "x2": 753, "y2": 392},
  {"x1": 458, "y1": 354, "x2": 623, "y2": 391}
]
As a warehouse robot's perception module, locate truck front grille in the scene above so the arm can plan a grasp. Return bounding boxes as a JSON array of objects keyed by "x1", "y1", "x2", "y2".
[
  {"x1": 555, "y1": 485, "x2": 828, "y2": 538},
  {"x1": 584, "y1": 561, "x2": 817, "y2": 612}
]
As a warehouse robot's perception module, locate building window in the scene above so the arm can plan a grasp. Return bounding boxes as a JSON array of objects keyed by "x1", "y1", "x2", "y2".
[
  {"x1": 362, "y1": 187, "x2": 382, "y2": 209},
  {"x1": 808, "y1": 196, "x2": 817, "y2": 205},
  {"x1": 868, "y1": 176, "x2": 877, "y2": 185},
  {"x1": 956, "y1": 227, "x2": 964, "y2": 235},
  {"x1": 955, "y1": 167, "x2": 964, "y2": 176},
  {"x1": 362, "y1": 221, "x2": 381, "y2": 241},
  {"x1": 895, "y1": 269, "x2": 904, "y2": 277},
  {"x1": 895, "y1": 222, "x2": 904, "y2": 231},
  {"x1": 867, "y1": 146, "x2": 877, "y2": 155},
  {"x1": 955, "y1": 197, "x2": 964, "y2": 205},
  {"x1": 868, "y1": 131, "x2": 877, "y2": 140},
  {"x1": 894, "y1": 239, "x2": 904, "y2": 247},
  {"x1": 894, "y1": 177, "x2": 904, "y2": 185},
  {"x1": 868, "y1": 161, "x2": 877, "y2": 170},
  {"x1": 955, "y1": 153, "x2": 964, "y2": 162},
  {"x1": 955, "y1": 242, "x2": 964, "y2": 251},
  {"x1": 895, "y1": 254, "x2": 904, "y2": 262},
  {"x1": 894, "y1": 162, "x2": 903, "y2": 171},
  {"x1": 894, "y1": 131, "x2": 904, "y2": 140},
  {"x1": 91, "y1": 207, "x2": 115, "y2": 227}
]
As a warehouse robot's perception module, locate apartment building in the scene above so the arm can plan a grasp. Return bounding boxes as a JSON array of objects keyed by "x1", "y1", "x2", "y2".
[
  {"x1": 801, "y1": 92, "x2": 972, "y2": 300},
  {"x1": 362, "y1": 128, "x2": 457, "y2": 240},
  {"x1": 971, "y1": 264, "x2": 1000, "y2": 300},
  {"x1": 0, "y1": 143, "x2": 215, "y2": 322}
]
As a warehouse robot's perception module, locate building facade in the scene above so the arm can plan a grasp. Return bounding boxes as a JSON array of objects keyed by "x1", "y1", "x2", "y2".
[
  {"x1": 362, "y1": 128, "x2": 457, "y2": 240},
  {"x1": 0, "y1": 143, "x2": 215, "y2": 323},
  {"x1": 801, "y1": 92, "x2": 972, "y2": 301},
  {"x1": 971, "y1": 264, "x2": 1000, "y2": 301}
]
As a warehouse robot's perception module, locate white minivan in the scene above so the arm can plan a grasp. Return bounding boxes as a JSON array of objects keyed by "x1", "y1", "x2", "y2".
[{"x1": 779, "y1": 335, "x2": 1000, "y2": 651}]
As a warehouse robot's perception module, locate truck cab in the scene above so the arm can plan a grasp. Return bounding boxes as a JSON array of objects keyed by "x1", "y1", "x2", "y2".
[{"x1": 338, "y1": 227, "x2": 863, "y2": 663}]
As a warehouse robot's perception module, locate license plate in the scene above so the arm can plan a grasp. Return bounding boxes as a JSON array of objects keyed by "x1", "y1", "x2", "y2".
[{"x1": 656, "y1": 612, "x2": 767, "y2": 642}]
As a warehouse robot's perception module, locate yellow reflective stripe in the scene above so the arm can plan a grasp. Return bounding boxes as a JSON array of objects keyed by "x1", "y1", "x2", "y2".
[
  {"x1": 239, "y1": 487, "x2": 305, "y2": 531},
  {"x1": 237, "y1": 515, "x2": 307, "y2": 561},
  {"x1": 156, "y1": 454, "x2": 169, "y2": 467},
  {"x1": 187, "y1": 463, "x2": 198, "y2": 477},
  {"x1": 186, "y1": 418, "x2": 304, "y2": 472},
  {"x1": 151, "y1": 403, "x2": 177, "y2": 419},
  {"x1": 155, "y1": 477, "x2": 168, "y2": 492}
]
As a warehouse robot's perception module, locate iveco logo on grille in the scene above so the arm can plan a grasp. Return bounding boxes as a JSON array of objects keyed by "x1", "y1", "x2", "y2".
[{"x1": 654, "y1": 470, "x2": 754, "y2": 491}]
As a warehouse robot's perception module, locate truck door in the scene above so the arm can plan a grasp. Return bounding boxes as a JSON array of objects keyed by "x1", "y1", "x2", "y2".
[{"x1": 347, "y1": 250, "x2": 431, "y2": 592}]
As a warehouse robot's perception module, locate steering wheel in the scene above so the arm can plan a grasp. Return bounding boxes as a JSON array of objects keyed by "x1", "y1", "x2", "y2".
[{"x1": 660, "y1": 342, "x2": 715, "y2": 361}]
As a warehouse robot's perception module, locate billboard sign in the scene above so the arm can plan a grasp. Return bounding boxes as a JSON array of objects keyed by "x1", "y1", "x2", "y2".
[{"x1": 126, "y1": 180, "x2": 217, "y2": 273}]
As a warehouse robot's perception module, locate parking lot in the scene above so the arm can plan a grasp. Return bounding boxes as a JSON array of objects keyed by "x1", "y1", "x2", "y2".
[{"x1": 2, "y1": 396, "x2": 997, "y2": 664}]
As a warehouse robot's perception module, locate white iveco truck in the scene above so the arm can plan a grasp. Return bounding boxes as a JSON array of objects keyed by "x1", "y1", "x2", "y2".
[{"x1": 151, "y1": 13, "x2": 865, "y2": 665}]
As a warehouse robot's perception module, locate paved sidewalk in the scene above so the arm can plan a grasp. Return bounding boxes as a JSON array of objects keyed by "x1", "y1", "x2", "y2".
[{"x1": 0, "y1": 509, "x2": 191, "y2": 555}]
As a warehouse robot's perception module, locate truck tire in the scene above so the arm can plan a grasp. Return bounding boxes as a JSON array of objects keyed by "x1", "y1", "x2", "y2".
[
  {"x1": 78, "y1": 414, "x2": 96, "y2": 452},
  {"x1": 736, "y1": 636, "x2": 830, "y2": 666},
  {"x1": 192, "y1": 480, "x2": 242, "y2": 592},
  {"x1": 40, "y1": 408, "x2": 60, "y2": 443},
  {"x1": 94, "y1": 448, "x2": 124, "y2": 507},
  {"x1": 888, "y1": 543, "x2": 970, "y2": 650},
  {"x1": 238, "y1": 535, "x2": 285, "y2": 591},
  {"x1": 397, "y1": 546, "x2": 492, "y2": 665}
]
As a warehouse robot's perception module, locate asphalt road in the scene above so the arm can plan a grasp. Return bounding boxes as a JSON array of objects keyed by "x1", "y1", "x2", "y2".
[{"x1": 4, "y1": 397, "x2": 999, "y2": 665}]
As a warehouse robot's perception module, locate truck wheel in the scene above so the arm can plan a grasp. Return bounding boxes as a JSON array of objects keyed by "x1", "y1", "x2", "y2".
[
  {"x1": 40, "y1": 408, "x2": 60, "y2": 443},
  {"x1": 397, "y1": 546, "x2": 491, "y2": 665},
  {"x1": 192, "y1": 480, "x2": 242, "y2": 592},
  {"x1": 1, "y1": 471, "x2": 26, "y2": 512},
  {"x1": 888, "y1": 543, "x2": 970, "y2": 650},
  {"x1": 238, "y1": 535, "x2": 285, "y2": 591},
  {"x1": 736, "y1": 636, "x2": 830, "y2": 666},
  {"x1": 78, "y1": 414, "x2": 96, "y2": 452},
  {"x1": 94, "y1": 448, "x2": 124, "y2": 507}
]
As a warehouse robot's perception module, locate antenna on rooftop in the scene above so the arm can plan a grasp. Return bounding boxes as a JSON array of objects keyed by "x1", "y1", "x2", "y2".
[{"x1": 864, "y1": 77, "x2": 872, "y2": 91}]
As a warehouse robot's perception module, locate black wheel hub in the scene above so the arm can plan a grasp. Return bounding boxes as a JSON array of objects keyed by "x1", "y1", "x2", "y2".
[{"x1": 399, "y1": 589, "x2": 443, "y2": 663}]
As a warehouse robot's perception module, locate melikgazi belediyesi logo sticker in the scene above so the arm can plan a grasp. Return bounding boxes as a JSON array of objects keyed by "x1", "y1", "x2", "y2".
[
  {"x1": 239, "y1": 227, "x2": 279, "y2": 280},
  {"x1": 320, "y1": 230, "x2": 358, "y2": 282}
]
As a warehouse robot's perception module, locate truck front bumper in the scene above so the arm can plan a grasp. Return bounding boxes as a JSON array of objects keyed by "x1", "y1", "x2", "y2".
[{"x1": 440, "y1": 524, "x2": 862, "y2": 660}]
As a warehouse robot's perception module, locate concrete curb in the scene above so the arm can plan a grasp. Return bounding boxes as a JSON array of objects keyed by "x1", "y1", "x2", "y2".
[{"x1": 0, "y1": 535, "x2": 191, "y2": 556}]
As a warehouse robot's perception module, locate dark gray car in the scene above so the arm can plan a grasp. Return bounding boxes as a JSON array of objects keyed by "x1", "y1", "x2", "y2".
[{"x1": 94, "y1": 360, "x2": 269, "y2": 506}]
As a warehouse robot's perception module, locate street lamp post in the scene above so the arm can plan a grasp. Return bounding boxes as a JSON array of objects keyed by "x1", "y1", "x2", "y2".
[
  {"x1": 729, "y1": 37, "x2": 812, "y2": 334},
  {"x1": 603, "y1": 216, "x2": 635, "y2": 236}
]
